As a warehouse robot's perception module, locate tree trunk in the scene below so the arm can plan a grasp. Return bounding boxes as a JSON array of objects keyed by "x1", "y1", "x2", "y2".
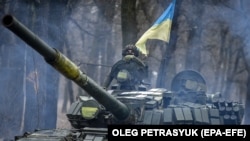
[{"x1": 121, "y1": 0, "x2": 138, "y2": 46}]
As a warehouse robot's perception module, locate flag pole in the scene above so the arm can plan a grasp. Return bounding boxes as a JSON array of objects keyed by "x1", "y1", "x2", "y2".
[{"x1": 156, "y1": 0, "x2": 177, "y2": 88}]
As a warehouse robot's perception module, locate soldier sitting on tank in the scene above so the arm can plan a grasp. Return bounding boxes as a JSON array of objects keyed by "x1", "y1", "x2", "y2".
[{"x1": 103, "y1": 44, "x2": 148, "y2": 90}]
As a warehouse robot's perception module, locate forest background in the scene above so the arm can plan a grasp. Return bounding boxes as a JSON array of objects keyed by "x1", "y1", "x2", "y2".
[{"x1": 0, "y1": 0, "x2": 250, "y2": 140}]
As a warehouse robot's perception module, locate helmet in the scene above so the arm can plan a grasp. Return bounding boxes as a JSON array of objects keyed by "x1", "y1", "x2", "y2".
[{"x1": 122, "y1": 44, "x2": 139, "y2": 57}]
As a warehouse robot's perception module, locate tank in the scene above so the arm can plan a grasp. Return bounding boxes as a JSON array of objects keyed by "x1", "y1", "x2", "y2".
[{"x1": 2, "y1": 15, "x2": 245, "y2": 141}]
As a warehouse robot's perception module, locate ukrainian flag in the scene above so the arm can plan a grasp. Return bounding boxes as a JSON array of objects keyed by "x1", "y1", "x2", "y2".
[{"x1": 135, "y1": 0, "x2": 176, "y2": 56}]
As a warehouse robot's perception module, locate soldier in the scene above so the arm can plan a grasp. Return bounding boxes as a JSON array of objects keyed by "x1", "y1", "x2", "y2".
[{"x1": 103, "y1": 44, "x2": 148, "y2": 90}]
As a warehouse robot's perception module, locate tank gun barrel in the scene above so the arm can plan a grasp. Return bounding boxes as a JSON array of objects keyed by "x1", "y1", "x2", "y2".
[{"x1": 2, "y1": 14, "x2": 130, "y2": 121}]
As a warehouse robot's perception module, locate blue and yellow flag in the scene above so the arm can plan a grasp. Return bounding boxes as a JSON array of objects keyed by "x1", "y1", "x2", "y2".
[{"x1": 135, "y1": 0, "x2": 176, "y2": 56}]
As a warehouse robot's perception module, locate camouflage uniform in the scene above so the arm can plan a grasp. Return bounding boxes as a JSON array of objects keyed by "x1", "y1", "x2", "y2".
[{"x1": 103, "y1": 44, "x2": 148, "y2": 90}]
